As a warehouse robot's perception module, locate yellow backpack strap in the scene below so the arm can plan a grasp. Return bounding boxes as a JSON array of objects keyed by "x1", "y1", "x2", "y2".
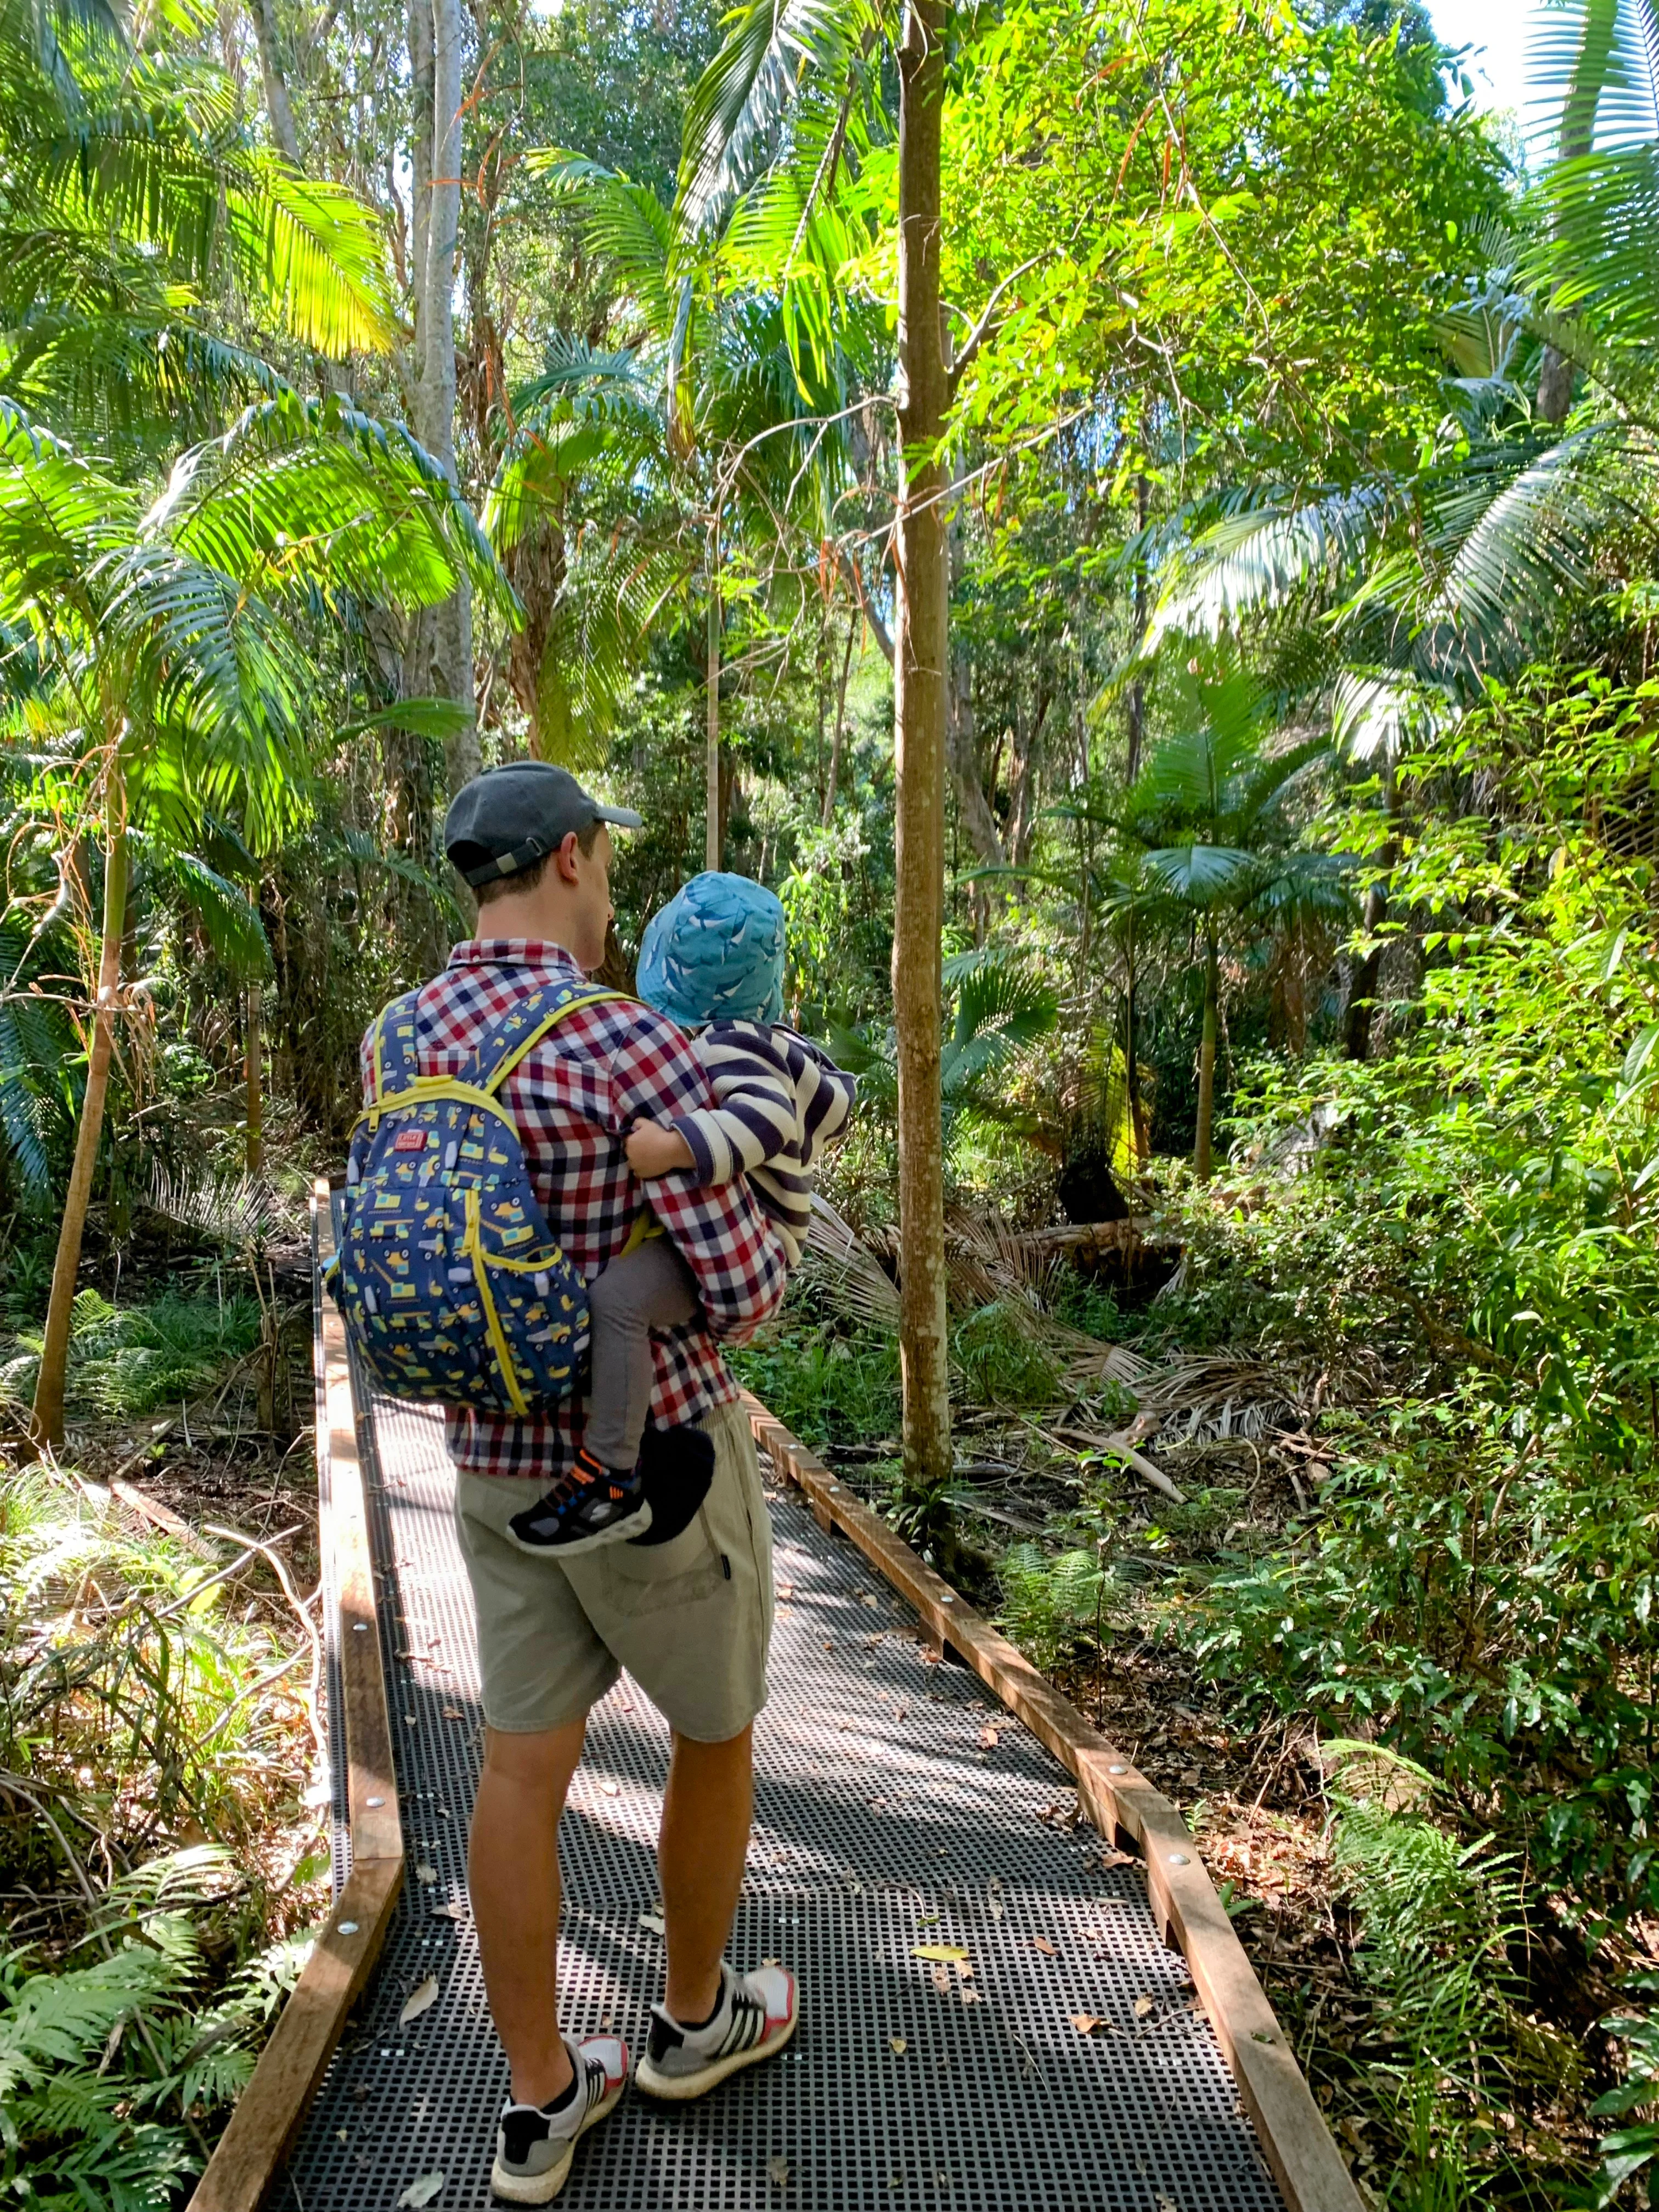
[
  {"x1": 474, "y1": 986, "x2": 628, "y2": 1098},
  {"x1": 619, "y1": 1212, "x2": 665, "y2": 1256}
]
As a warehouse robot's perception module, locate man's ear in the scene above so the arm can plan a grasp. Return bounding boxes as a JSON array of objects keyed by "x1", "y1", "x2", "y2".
[{"x1": 552, "y1": 830, "x2": 582, "y2": 884}]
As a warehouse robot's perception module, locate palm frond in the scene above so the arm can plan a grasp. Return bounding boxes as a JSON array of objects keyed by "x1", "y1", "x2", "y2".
[{"x1": 676, "y1": 0, "x2": 870, "y2": 233}]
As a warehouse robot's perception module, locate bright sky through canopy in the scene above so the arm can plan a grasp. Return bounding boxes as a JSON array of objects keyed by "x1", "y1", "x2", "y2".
[{"x1": 1429, "y1": 0, "x2": 1542, "y2": 119}]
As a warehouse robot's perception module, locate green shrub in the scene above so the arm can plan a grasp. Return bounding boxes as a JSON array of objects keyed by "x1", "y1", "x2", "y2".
[
  {"x1": 0, "y1": 1852, "x2": 308, "y2": 2212},
  {"x1": 998, "y1": 1541, "x2": 1110, "y2": 1669},
  {"x1": 952, "y1": 1301, "x2": 1060, "y2": 1408},
  {"x1": 0, "y1": 1289, "x2": 263, "y2": 1420},
  {"x1": 729, "y1": 1322, "x2": 901, "y2": 1449}
]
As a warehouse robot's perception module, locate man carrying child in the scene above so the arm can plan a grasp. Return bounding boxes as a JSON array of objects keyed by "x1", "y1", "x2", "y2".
[{"x1": 360, "y1": 759, "x2": 852, "y2": 2203}]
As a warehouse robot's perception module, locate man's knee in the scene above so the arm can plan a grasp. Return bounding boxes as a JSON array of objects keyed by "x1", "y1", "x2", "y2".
[{"x1": 482, "y1": 1717, "x2": 588, "y2": 1796}]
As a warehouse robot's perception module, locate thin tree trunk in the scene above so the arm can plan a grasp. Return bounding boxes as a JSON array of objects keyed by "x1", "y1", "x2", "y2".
[
  {"x1": 1126, "y1": 474, "x2": 1149, "y2": 782},
  {"x1": 821, "y1": 607, "x2": 856, "y2": 827},
  {"x1": 419, "y1": 0, "x2": 477, "y2": 801},
  {"x1": 252, "y1": 0, "x2": 302, "y2": 163},
  {"x1": 706, "y1": 508, "x2": 721, "y2": 872},
  {"x1": 1194, "y1": 925, "x2": 1218, "y2": 1181},
  {"x1": 893, "y1": 0, "x2": 951, "y2": 1496},
  {"x1": 245, "y1": 981, "x2": 264, "y2": 1176},
  {"x1": 32, "y1": 774, "x2": 129, "y2": 1453},
  {"x1": 1346, "y1": 763, "x2": 1400, "y2": 1062}
]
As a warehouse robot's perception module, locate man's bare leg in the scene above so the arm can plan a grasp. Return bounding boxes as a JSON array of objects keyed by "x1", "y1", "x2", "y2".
[
  {"x1": 659, "y1": 1723, "x2": 754, "y2": 2022},
  {"x1": 470, "y1": 1717, "x2": 587, "y2": 2106}
]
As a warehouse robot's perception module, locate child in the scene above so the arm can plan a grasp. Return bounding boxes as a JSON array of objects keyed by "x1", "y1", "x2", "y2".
[{"x1": 507, "y1": 872, "x2": 856, "y2": 1556}]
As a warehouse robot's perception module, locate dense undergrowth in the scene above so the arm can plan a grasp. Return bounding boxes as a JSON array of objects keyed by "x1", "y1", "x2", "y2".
[{"x1": 0, "y1": 1259, "x2": 323, "y2": 2209}]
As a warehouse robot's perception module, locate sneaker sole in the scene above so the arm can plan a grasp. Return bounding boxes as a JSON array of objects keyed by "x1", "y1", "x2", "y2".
[
  {"x1": 633, "y1": 2004, "x2": 799, "y2": 2102},
  {"x1": 489, "y1": 2080, "x2": 625, "y2": 2204},
  {"x1": 505, "y1": 1500, "x2": 653, "y2": 1558}
]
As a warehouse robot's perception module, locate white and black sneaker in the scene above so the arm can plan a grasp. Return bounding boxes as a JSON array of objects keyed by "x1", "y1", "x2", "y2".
[
  {"x1": 490, "y1": 2033, "x2": 628, "y2": 2203},
  {"x1": 633, "y1": 1961, "x2": 798, "y2": 2101}
]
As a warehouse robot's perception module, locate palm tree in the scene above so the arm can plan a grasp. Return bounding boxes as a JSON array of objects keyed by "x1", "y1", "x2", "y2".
[
  {"x1": 0, "y1": 0, "x2": 397, "y2": 444},
  {"x1": 1121, "y1": 664, "x2": 1350, "y2": 1179},
  {"x1": 2, "y1": 393, "x2": 512, "y2": 1449}
]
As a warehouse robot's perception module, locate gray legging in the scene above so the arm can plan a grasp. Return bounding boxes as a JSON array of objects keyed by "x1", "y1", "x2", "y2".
[{"x1": 582, "y1": 1234, "x2": 699, "y2": 1470}]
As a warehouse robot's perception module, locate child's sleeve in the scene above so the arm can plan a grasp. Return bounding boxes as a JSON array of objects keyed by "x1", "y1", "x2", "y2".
[
  {"x1": 667, "y1": 1029, "x2": 802, "y2": 1187},
  {"x1": 796, "y1": 1049, "x2": 856, "y2": 1166}
]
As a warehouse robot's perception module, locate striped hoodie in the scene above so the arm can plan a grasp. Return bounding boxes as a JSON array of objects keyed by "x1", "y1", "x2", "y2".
[{"x1": 666, "y1": 1022, "x2": 857, "y2": 1267}]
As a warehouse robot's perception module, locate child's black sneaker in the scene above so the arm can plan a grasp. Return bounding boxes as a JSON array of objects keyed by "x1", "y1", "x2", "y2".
[{"x1": 507, "y1": 1448, "x2": 652, "y2": 1556}]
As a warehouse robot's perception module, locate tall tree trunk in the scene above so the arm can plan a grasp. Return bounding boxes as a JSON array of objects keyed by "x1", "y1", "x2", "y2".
[
  {"x1": 1345, "y1": 763, "x2": 1400, "y2": 1062},
  {"x1": 251, "y1": 0, "x2": 302, "y2": 164},
  {"x1": 893, "y1": 0, "x2": 951, "y2": 1496},
  {"x1": 32, "y1": 768, "x2": 129, "y2": 1453},
  {"x1": 1126, "y1": 473, "x2": 1149, "y2": 782},
  {"x1": 706, "y1": 509, "x2": 721, "y2": 872},
  {"x1": 417, "y1": 0, "x2": 477, "y2": 800},
  {"x1": 245, "y1": 981, "x2": 264, "y2": 1176},
  {"x1": 821, "y1": 607, "x2": 857, "y2": 827},
  {"x1": 1194, "y1": 924, "x2": 1218, "y2": 1182}
]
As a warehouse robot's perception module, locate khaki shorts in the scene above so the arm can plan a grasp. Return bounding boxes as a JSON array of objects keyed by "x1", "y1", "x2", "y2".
[{"x1": 453, "y1": 1396, "x2": 773, "y2": 1742}]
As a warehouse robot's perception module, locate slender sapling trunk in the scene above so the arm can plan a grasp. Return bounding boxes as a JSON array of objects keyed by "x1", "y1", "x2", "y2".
[
  {"x1": 246, "y1": 981, "x2": 264, "y2": 1176},
  {"x1": 893, "y1": 0, "x2": 952, "y2": 1494},
  {"x1": 706, "y1": 508, "x2": 721, "y2": 872},
  {"x1": 32, "y1": 775, "x2": 129, "y2": 1452},
  {"x1": 1194, "y1": 926, "x2": 1218, "y2": 1181}
]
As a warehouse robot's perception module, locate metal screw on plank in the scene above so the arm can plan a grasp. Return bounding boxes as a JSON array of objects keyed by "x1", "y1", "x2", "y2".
[
  {"x1": 366, "y1": 1796, "x2": 385, "y2": 1807},
  {"x1": 1168, "y1": 1853, "x2": 1189, "y2": 1866},
  {"x1": 1109, "y1": 1763, "x2": 1127, "y2": 1774},
  {"x1": 338, "y1": 1922, "x2": 359, "y2": 1934}
]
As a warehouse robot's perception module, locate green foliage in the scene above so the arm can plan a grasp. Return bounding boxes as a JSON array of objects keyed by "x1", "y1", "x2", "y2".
[
  {"x1": 998, "y1": 1541, "x2": 1110, "y2": 1671},
  {"x1": 728, "y1": 1314, "x2": 900, "y2": 1449},
  {"x1": 952, "y1": 1301, "x2": 1060, "y2": 1409},
  {"x1": 0, "y1": 1876, "x2": 307, "y2": 2211},
  {"x1": 1583, "y1": 1976, "x2": 1659, "y2": 2210}
]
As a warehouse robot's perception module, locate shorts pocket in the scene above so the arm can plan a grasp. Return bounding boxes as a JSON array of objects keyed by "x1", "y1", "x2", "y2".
[{"x1": 591, "y1": 1511, "x2": 724, "y2": 1616}]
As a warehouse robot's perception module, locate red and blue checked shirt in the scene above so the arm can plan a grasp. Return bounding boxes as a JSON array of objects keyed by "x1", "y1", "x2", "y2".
[{"x1": 358, "y1": 939, "x2": 789, "y2": 1479}]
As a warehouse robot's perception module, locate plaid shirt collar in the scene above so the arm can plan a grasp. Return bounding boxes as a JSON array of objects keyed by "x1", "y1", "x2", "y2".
[{"x1": 448, "y1": 938, "x2": 589, "y2": 981}]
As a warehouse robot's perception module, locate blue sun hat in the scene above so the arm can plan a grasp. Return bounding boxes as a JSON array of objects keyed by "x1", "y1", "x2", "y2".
[{"x1": 636, "y1": 872, "x2": 786, "y2": 1027}]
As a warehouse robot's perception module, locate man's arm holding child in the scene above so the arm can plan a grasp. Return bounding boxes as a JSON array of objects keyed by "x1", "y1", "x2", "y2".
[{"x1": 608, "y1": 1019, "x2": 788, "y2": 1343}]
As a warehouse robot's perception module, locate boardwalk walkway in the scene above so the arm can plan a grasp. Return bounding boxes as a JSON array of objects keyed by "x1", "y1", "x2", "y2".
[{"x1": 280, "y1": 1318, "x2": 1289, "y2": 2212}]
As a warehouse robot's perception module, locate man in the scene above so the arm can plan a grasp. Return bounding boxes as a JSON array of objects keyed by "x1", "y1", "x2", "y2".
[{"x1": 368, "y1": 761, "x2": 796, "y2": 2204}]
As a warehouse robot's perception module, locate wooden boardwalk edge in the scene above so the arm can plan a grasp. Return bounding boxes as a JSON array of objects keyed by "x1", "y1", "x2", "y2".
[
  {"x1": 187, "y1": 1183, "x2": 405, "y2": 2212},
  {"x1": 740, "y1": 1393, "x2": 1365, "y2": 2212}
]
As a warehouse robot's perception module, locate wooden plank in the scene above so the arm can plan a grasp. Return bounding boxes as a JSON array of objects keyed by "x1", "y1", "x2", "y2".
[
  {"x1": 741, "y1": 1392, "x2": 1364, "y2": 2212},
  {"x1": 186, "y1": 1182, "x2": 404, "y2": 2212},
  {"x1": 187, "y1": 1863, "x2": 400, "y2": 2212}
]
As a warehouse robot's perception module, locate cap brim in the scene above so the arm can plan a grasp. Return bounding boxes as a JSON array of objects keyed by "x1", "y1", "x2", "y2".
[{"x1": 594, "y1": 803, "x2": 644, "y2": 830}]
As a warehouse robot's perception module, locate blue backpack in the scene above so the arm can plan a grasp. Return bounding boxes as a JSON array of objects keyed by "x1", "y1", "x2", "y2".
[{"x1": 336, "y1": 979, "x2": 624, "y2": 1417}]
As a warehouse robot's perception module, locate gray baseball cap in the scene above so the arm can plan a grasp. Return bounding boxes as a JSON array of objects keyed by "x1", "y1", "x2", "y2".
[{"x1": 443, "y1": 761, "x2": 643, "y2": 888}]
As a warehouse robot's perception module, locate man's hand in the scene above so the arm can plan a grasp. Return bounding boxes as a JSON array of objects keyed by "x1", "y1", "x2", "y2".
[{"x1": 626, "y1": 1119, "x2": 697, "y2": 1180}]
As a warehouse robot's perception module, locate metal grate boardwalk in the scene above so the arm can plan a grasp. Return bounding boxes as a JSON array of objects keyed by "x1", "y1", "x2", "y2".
[{"x1": 284, "y1": 1347, "x2": 1286, "y2": 2212}]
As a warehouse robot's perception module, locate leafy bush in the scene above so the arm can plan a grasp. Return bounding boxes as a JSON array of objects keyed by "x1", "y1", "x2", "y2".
[
  {"x1": 0, "y1": 1850, "x2": 307, "y2": 2212},
  {"x1": 952, "y1": 1301, "x2": 1060, "y2": 1408},
  {"x1": 998, "y1": 1541, "x2": 1111, "y2": 1669},
  {"x1": 1326, "y1": 1746, "x2": 1582, "y2": 2205},
  {"x1": 729, "y1": 1321, "x2": 901, "y2": 1450},
  {"x1": 0, "y1": 1289, "x2": 263, "y2": 1420},
  {"x1": 0, "y1": 1459, "x2": 312, "y2": 1863}
]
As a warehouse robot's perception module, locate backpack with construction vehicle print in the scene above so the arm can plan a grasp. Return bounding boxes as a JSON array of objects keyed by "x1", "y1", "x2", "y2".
[{"x1": 335, "y1": 979, "x2": 626, "y2": 1416}]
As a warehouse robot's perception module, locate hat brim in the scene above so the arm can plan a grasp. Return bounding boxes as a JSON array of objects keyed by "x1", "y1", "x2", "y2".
[{"x1": 594, "y1": 803, "x2": 644, "y2": 830}]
